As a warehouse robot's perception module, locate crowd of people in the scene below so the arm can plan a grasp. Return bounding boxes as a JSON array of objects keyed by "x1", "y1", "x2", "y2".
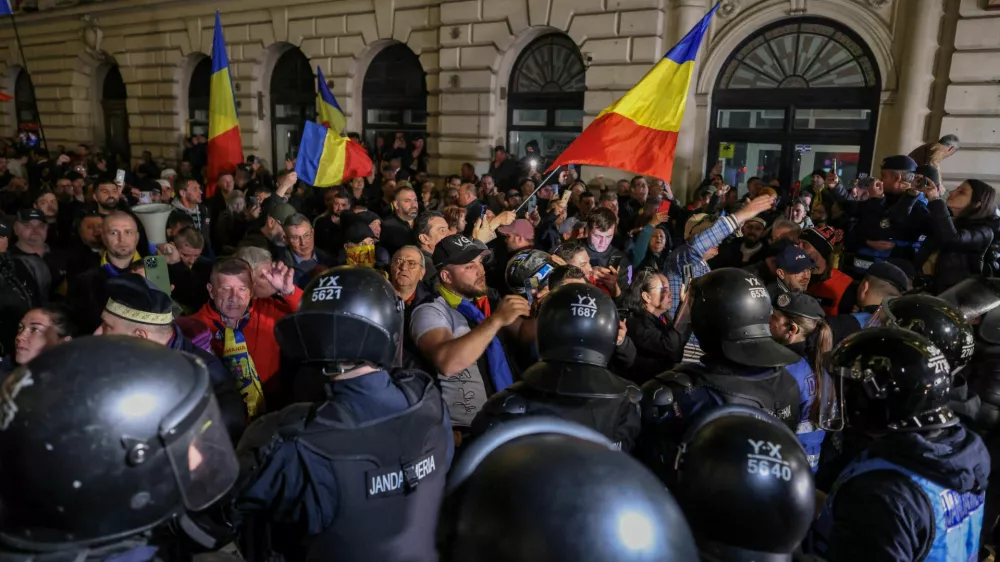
[{"x1": 1, "y1": 131, "x2": 1000, "y2": 561}]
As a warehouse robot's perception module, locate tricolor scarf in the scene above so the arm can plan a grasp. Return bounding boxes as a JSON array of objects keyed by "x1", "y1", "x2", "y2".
[
  {"x1": 100, "y1": 250, "x2": 141, "y2": 277},
  {"x1": 214, "y1": 315, "x2": 266, "y2": 418},
  {"x1": 438, "y1": 285, "x2": 514, "y2": 392}
]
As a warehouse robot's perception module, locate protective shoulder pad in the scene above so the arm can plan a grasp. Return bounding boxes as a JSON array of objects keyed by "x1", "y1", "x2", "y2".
[
  {"x1": 655, "y1": 365, "x2": 700, "y2": 389},
  {"x1": 234, "y1": 403, "x2": 313, "y2": 486},
  {"x1": 625, "y1": 384, "x2": 642, "y2": 405},
  {"x1": 235, "y1": 403, "x2": 313, "y2": 456},
  {"x1": 483, "y1": 389, "x2": 529, "y2": 416},
  {"x1": 390, "y1": 369, "x2": 437, "y2": 405}
]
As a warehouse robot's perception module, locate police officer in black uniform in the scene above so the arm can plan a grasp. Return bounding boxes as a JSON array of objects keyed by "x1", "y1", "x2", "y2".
[
  {"x1": 637, "y1": 267, "x2": 801, "y2": 483},
  {"x1": 872, "y1": 294, "x2": 980, "y2": 423},
  {"x1": 808, "y1": 327, "x2": 990, "y2": 561},
  {"x1": 940, "y1": 276, "x2": 1000, "y2": 432},
  {"x1": 674, "y1": 406, "x2": 814, "y2": 561},
  {"x1": 470, "y1": 282, "x2": 642, "y2": 451},
  {"x1": 439, "y1": 417, "x2": 699, "y2": 562},
  {"x1": 0, "y1": 337, "x2": 240, "y2": 561},
  {"x1": 234, "y1": 266, "x2": 452, "y2": 562},
  {"x1": 818, "y1": 293, "x2": 980, "y2": 490}
]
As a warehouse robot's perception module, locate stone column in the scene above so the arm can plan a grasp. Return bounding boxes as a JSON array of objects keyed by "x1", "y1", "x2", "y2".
[
  {"x1": 669, "y1": 0, "x2": 708, "y2": 200},
  {"x1": 893, "y1": 0, "x2": 942, "y2": 155}
]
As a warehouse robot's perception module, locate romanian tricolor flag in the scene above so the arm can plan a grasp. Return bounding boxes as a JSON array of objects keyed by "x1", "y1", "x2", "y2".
[
  {"x1": 316, "y1": 67, "x2": 347, "y2": 134},
  {"x1": 206, "y1": 11, "x2": 243, "y2": 198},
  {"x1": 294, "y1": 121, "x2": 372, "y2": 188},
  {"x1": 548, "y1": 4, "x2": 718, "y2": 182}
]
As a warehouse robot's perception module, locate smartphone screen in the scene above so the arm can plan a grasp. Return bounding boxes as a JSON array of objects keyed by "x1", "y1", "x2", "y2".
[
  {"x1": 526, "y1": 196, "x2": 537, "y2": 216},
  {"x1": 143, "y1": 255, "x2": 172, "y2": 296},
  {"x1": 138, "y1": 192, "x2": 152, "y2": 205},
  {"x1": 115, "y1": 169, "x2": 126, "y2": 185}
]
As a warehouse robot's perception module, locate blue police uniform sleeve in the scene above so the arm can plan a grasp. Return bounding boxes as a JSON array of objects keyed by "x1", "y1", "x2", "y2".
[
  {"x1": 235, "y1": 414, "x2": 341, "y2": 536},
  {"x1": 821, "y1": 470, "x2": 933, "y2": 562}
]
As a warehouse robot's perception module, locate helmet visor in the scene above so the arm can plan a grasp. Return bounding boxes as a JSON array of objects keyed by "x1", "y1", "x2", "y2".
[
  {"x1": 937, "y1": 277, "x2": 1000, "y2": 322},
  {"x1": 164, "y1": 396, "x2": 239, "y2": 511}
]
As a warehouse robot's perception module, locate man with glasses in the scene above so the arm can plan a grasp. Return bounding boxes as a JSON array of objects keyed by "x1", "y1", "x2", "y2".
[{"x1": 280, "y1": 213, "x2": 335, "y2": 289}]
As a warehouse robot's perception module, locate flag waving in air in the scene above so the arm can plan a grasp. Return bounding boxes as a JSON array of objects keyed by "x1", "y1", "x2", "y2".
[
  {"x1": 316, "y1": 67, "x2": 347, "y2": 134},
  {"x1": 206, "y1": 11, "x2": 244, "y2": 198},
  {"x1": 547, "y1": 4, "x2": 718, "y2": 182},
  {"x1": 294, "y1": 121, "x2": 372, "y2": 188},
  {"x1": 0, "y1": 1, "x2": 12, "y2": 16}
]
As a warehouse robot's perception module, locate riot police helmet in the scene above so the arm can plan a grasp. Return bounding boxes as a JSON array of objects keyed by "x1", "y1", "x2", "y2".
[
  {"x1": 675, "y1": 405, "x2": 814, "y2": 560},
  {"x1": 536, "y1": 282, "x2": 618, "y2": 366},
  {"x1": 873, "y1": 294, "x2": 975, "y2": 371},
  {"x1": 506, "y1": 249, "x2": 557, "y2": 297},
  {"x1": 440, "y1": 417, "x2": 698, "y2": 562},
  {"x1": 275, "y1": 266, "x2": 404, "y2": 370},
  {"x1": 826, "y1": 327, "x2": 957, "y2": 432},
  {"x1": 938, "y1": 276, "x2": 1000, "y2": 345},
  {"x1": 0, "y1": 337, "x2": 238, "y2": 552},
  {"x1": 690, "y1": 268, "x2": 800, "y2": 367}
]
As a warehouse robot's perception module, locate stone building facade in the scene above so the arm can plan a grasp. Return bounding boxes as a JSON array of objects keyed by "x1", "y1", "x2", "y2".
[{"x1": 1, "y1": 0, "x2": 998, "y2": 197}]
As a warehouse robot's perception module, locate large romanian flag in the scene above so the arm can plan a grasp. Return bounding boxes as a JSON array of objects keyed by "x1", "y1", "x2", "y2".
[
  {"x1": 294, "y1": 121, "x2": 372, "y2": 188},
  {"x1": 316, "y1": 67, "x2": 347, "y2": 134},
  {"x1": 206, "y1": 11, "x2": 243, "y2": 198},
  {"x1": 548, "y1": 4, "x2": 718, "y2": 182}
]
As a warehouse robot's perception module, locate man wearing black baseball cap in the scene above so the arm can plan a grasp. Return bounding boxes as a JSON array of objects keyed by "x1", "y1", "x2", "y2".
[
  {"x1": 769, "y1": 290, "x2": 830, "y2": 470},
  {"x1": 410, "y1": 234, "x2": 530, "y2": 430},
  {"x1": 10, "y1": 208, "x2": 68, "y2": 303},
  {"x1": 773, "y1": 244, "x2": 815, "y2": 294}
]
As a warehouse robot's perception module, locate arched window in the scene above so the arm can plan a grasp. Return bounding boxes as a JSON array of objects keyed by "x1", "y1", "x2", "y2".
[
  {"x1": 710, "y1": 18, "x2": 880, "y2": 192},
  {"x1": 362, "y1": 43, "x2": 427, "y2": 150},
  {"x1": 188, "y1": 57, "x2": 212, "y2": 138},
  {"x1": 102, "y1": 66, "x2": 130, "y2": 165},
  {"x1": 14, "y1": 69, "x2": 38, "y2": 132},
  {"x1": 507, "y1": 34, "x2": 586, "y2": 168},
  {"x1": 271, "y1": 47, "x2": 315, "y2": 166}
]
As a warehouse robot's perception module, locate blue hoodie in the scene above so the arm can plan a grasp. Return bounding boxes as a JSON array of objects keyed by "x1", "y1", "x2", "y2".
[{"x1": 811, "y1": 425, "x2": 990, "y2": 561}]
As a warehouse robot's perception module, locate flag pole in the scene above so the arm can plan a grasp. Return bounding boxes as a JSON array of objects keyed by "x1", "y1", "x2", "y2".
[
  {"x1": 7, "y1": 6, "x2": 48, "y2": 151},
  {"x1": 514, "y1": 165, "x2": 563, "y2": 214}
]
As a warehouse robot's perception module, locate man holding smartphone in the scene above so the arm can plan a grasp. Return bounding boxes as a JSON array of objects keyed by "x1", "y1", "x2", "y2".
[{"x1": 857, "y1": 154, "x2": 931, "y2": 262}]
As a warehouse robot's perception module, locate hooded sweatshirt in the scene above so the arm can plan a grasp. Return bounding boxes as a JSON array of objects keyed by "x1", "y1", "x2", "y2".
[{"x1": 816, "y1": 426, "x2": 990, "y2": 561}]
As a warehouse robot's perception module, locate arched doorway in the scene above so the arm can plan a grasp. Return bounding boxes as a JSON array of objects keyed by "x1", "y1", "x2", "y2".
[
  {"x1": 362, "y1": 43, "x2": 427, "y2": 152},
  {"x1": 271, "y1": 47, "x2": 315, "y2": 166},
  {"x1": 188, "y1": 57, "x2": 212, "y2": 138},
  {"x1": 506, "y1": 34, "x2": 586, "y2": 169},
  {"x1": 709, "y1": 18, "x2": 880, "y2": 193},
  {"x1": 102, "y1": 66, "x2": 130, "y2": 164},
  {"x1": 14, "y1": 69, "x2": 40, "y2": 147}
]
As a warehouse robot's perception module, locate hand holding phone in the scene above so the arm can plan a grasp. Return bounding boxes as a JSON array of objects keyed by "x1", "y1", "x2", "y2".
[{"x1": 115, "y1": 169, "x2": 126, "y2": 186}]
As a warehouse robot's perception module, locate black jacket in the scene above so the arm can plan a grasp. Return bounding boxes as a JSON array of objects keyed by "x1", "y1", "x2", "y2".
[
  {"x1": 0, "y1": 254, "x2": 36, "y2": 357},
  {"x1": 924, "y1": 199, "x2": 997, "y2": 293},
  {"x1": 814, "y1": 426, "x2": 989, "y2": 562},
  {"x1": 623, "y1": 309, "x2": 688, "y2": 385},
  {"x1": 488, "y1": 159, "x2": 520, "y2": 191},
  {"x1": 380, "y1": 213, "x2": 416, "y2": 257},
  {"x1": 67, "y1": 265, "x2": 121, "y2": 335}
]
